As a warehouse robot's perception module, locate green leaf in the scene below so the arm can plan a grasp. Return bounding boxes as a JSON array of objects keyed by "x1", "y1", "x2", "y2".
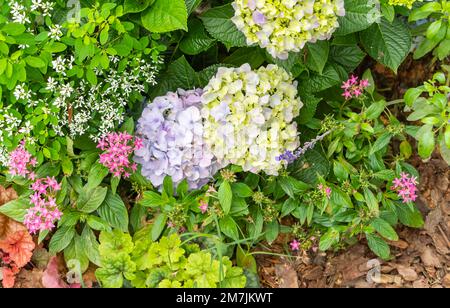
[
  {"x1": 162, "y1": 176, "x2": 173, "y2": 197},
  {"x1": 87, "y1": 163, "x2": 109, "y2": 189},
  {"x1": 140, "y1": 191, "x2": 164, "y2": 208},
  {"x1": 330, "y1": 45, "x2": 366, "y2": 72},
  {"x1": 151, "y1": 213, "x2": 167, "y2": 241},
  {"x1": 370, "y1": 218, "x2": 398, "y2": 241},
  {"x1": 366, "y1": 100, "x2": 386, "y2": 120},
  {"x1": 416, "y1": 124, "x2": 435, "y2": 159},
  {"x1": 404, "y1": 87, "x2": 424, "y2": 106},
  {"x1": 185, "y1": 0, "x2": 202, "y2": 15},
  {"x1": 2, "y1": 23, "x2": 26, "y2": 36},
  {"x1": 231, "y1": 182, "x2": 253, "y2": 198},
  {"x1": 81, "y1": 226, "x2": 101, "y2": 266},
  {"x1": 150, "y1": 56, "x2": 197, "y2": 98},
  {"x1": 87, "y1": 216, "x2": 111, "y2": 231},
  {"x1": 49, "y1": 226, "x2": 76, "y2": 254},
  {"x1": 264, "y1": 220, "x2": 279, "y2": 244},
  {"x1": 360, "y1": 18, "x2": 411, "y2": 73},
  {"x1": 200, "y1": 4, "x2": 246, "y2": 49},
  {"x1": 141, "y1": 0, "x2": 187, "y2": 33},
  {"x1": 369, "y1": 132, "x2": 392, "y2": 155},
  {"x1": 124, "y1": 0, "x2": 155, "y2": 14},
  {"x1": 25, "y1": 56, "x2": 46, "y2": 68},
  {"x1": 223, "y1": 47, "x2": 265, "y2": 69},
  {"x1": 78, "y1": 186, "x2": 108, "y2": 213},
  {"x1": 396, "y1": 205, "x2": 424, "y2": 228},
  {"x1": 319, "y1": 229, "x2": 340, "y2": 251},
  {"x1": 334, "y1": 0, "x2": 377, "y2": 35},
  {"x1": 179, "y1": 19, "x2": 215, "y2": 55},
  {"x1": 305, "y1": 41, "x2": 329, "y2": 74},
  {"x1": 218, "y1": 181, "x2": 233, "y2": 215},
  {"x1": 111, "y1": 176, "x2": 120, "y2": 195},
  {"x1": 364, "y1": 188, "x2": 379, "y2": 216},
  {"x1": 97, "y1": 190, "x2": 129, "y2": 232},
  {"x1": 219, "y1": 215, "x2": 239, "y2": 241},
  {"x1": 366, "y1": 233, "x2": 390, "y2": 260},
  {"x1": 0, "y1": 198, "x2": 29, "y2": 222},
  {"x1": 64, "y1": 235, "x2": 90, "y2": 273}
]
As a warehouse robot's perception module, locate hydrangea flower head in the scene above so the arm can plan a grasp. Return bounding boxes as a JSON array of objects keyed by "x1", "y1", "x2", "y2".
[
  {"x1": 201, "y1": 64, "x2": 302, "y2": 175},
  {"x1": 232, "y1": 0, "x2": 346, "y2": 59},
  {"x1": 135, "y1": 89, "x2": 221, "y2": 190}
]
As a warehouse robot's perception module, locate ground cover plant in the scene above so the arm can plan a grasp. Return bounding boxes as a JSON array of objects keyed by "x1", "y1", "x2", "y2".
[{"x1": 0, "y1": 0, "x2": 448, "y2": 289}]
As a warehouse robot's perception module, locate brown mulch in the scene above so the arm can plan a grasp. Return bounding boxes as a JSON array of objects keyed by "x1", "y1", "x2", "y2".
[
  {"x1": 256, "y1": 154, "x2": 449, "y2": 288},
  {"x1": 256, "y1": 56, "x2": 449, "y2": 289}
]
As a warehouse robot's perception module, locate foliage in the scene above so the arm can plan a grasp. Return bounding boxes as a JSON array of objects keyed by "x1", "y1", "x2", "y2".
[
  {"x1": 404, "y1": 69, "x2": 450, "y2": 164},
  {"x1": 95, "y1": 231, "x2": 247, "y2": 288},
  {"x1": 410, "y1": 0, "x2": 450, "y2": 60},
  {"x1": 0, "y1": 0, "x2": 441, "y2": 288}
]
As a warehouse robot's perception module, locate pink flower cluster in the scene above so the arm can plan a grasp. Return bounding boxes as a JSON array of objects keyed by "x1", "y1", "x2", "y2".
[
  {"x1": 290, "y1": 239, "x2": 300, "y2": 251},
  {"x1": 392, "y1": 173, "x2": 418, "y2": 203},
  {"x1": 24, "y1": 177, "x2": 63, "y2": 234},
  {"x1": 7, "y1": 141, "x2": 37, "y2": 180},
  {"x1": 199, "y1": 200, "x2": 209, "y2": 214},
  {"x1": 97, "y1": 132, "x2": 143, "y2": 178},
  {"x1": 318, "y1": 184, "x2": 332, "y2": 199},
  {"x1": 341, "y1": 75, "x2": 369, "y2": 100}
]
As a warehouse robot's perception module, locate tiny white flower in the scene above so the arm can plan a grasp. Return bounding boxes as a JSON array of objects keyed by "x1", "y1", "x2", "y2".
[
  {"x1": 46, "y1": 77, "x2": 58, "y2": 91},
  {"x1": 49, "y1": 24, "x2": 63, "y2": 41}
]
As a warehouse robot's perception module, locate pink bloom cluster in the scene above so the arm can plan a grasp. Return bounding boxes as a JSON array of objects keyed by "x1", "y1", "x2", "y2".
[
  {"x1": 7, "y1": 141, "x2": 37, "y2": 180},
  {"x1": 290, "y1": 239, "x2": 300, "y2": 252},
  {"x1": 318, "y1": 184, "x2": 332, "y2": 199},
  {"x1": 392, "y1": 173, "x2": 418, "y2": 203},
  {"x1": 341, "y1": 75, "x2": 369, "y2": 100},
  {"x1": 97, "y1": 132, "x2": 143, "y2": 178},
  {"x1": 199, "y1": 200, "x2": 209, "y2": 214},
  {"x1": 24, "y1": 177, "x2": 63, "y2": 234}
]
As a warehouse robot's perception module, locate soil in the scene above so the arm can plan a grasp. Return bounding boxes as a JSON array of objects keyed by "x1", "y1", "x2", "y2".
[
  {"x1": 256, "y1": 57, "x2": 450, "y2": 289},
  {"x1": 256, "y1": 154, "x2": 450, "y2": 288}
]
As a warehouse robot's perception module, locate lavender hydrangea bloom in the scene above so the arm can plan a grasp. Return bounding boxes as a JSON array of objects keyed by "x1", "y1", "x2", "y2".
[{"x1": 134, "y1": 89, "x2": 222, "y2": 190}]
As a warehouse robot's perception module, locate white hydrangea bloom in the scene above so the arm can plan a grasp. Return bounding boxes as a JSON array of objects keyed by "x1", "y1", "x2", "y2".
[
  {"x1": 232, "y1": 0, "x2": 346, "y2": 59},
  {"x1": 201, "y1": 64, "x2": 302, "y2": 175}
]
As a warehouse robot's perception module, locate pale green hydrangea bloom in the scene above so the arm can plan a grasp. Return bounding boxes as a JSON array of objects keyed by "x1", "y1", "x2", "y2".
[
  {"x1": 201, "y1": 64, "x2": 302, "y2": 175},
  {"x1": 231, "y1": 0, "x2": 346, "y2": 60}
]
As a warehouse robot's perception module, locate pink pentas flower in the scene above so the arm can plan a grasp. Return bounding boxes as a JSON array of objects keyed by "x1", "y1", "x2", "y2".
[
  {"x1": 24, "y1": 177, "x2": 62, "y2": 234},
  {"x1": 97, "y1": 132, "x2": 142, "y2": 178},
  {"x1": 341, "y1": 75, "x2": 370, "y2": 100},
  {"x1": 199, "y1": 200, "x2": 209, "y2": 214},
  {"x1": 391, "y1": 173, "x2": 418, "y2": 203},
  {"x1": 318, "y1": 184, "x2": 332, "y2": 199},
  {"x1": 290, "y1": 239, "x2": 300, "y2": 252},
  {"x1": 7, "y1": 141, "x2": 37, "y2": 179}
]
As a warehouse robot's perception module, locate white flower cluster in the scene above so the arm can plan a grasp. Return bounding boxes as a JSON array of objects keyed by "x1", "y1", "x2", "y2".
[
  {"x1": 201, "y1": 64, "x2": 302, "y2": 175},
  {"x1": 8, "y1": 0, "x2": 53, "y2": 24},
  {"x1": 135, "y1": 89, "x2": 221, "y2": 190},
  {"x1": 231, "y1": 0, "x2": 346, "y2": 60},
  {"x1": 49, "y1": 56, "x2": 161, "y2": 141},
  {"x1": 0, "y1": 106, "x2": 36, "y2": 166}
]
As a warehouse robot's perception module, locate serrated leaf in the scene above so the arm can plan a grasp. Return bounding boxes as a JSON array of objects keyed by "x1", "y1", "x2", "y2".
[
  {"x1": 360, "y1": 18, "x2": 411, "y2": 73},
  {"x1": 200, "y1": 4, "x2": 246, "y2": 49}
]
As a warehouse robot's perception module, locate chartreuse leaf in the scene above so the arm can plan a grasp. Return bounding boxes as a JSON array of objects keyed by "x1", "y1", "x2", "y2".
[
  {"x1": 141, "y1": 0, "x2": 187, "y2": 33},
  {"x1": 124, "y1": 0, "x2": 155, "y2": 14}
]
